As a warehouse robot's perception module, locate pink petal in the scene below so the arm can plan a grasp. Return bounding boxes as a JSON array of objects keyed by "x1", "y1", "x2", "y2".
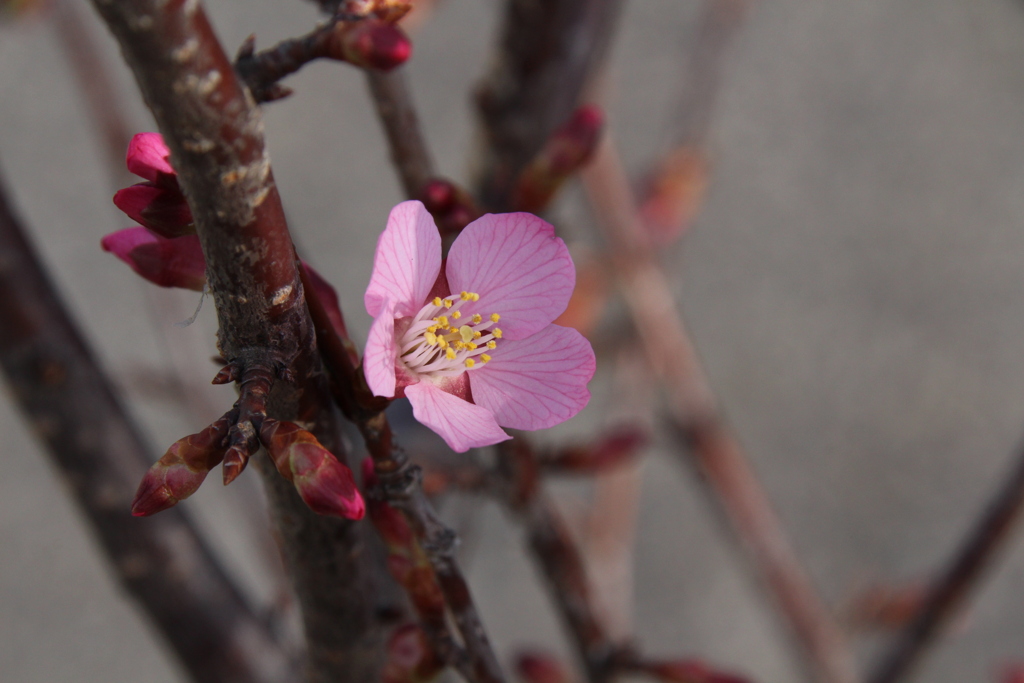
[
  {"x1": 445, "y1": 213, "x2": 575, "y2": 340},
  {"x1": 126, "y1": 132, "x2": 177, "y2": 185},
  {"x1": 363, "y1": 301, "x2": 398, "y2": 398},
  {"x1": 364, "y1": 201, "x2": 441, "y2": 318},
  {"x1": 113, "y1": 183, "x2": 193, "y2": 238},
  {"x1": 101, "y1": 227, "x2": 206, "y2": 291},
  {"x1": 405, "y1": 381, "x2": 510, "y2": 452},
  {"x1": 469, "y1": 324, "x2": 594, "y2": 431}
]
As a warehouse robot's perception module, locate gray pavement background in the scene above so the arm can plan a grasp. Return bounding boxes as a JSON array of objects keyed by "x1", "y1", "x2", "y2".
[{"x1": 2, "y1": 0, "x2": 1024, "y2": 681}]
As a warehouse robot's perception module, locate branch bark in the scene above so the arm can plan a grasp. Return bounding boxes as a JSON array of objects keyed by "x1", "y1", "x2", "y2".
[
  {"x1": 473, "y1": 0, "x2": 623, "y2": 211},
  {"x1": 582, "y1": 139, "x2": 859, "y2": 683},
  {"x1": 868, "y1": 442, "x2": 1024, "y2": 683},
  {"x1": 365, "y1": 68, "x2": 436, "y2": 199},
  {"x1": 87, "y1": 1, "x2": 386, "y2": 680},
  {"x1": 0, "y1": 166, "x2": 293, "y2": 683}
]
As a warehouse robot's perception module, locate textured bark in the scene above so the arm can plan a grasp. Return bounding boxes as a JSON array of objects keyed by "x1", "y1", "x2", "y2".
[
  {"x1": 0, "y1": 169, "x2": 293, "y2": 683},
  {"x1": 88, "y1": 1, "x2": 385, "y2": 680}
]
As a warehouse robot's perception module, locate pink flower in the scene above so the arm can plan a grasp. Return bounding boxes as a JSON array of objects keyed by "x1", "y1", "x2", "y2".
[
  {"x1": 113, "y1": 132, "x2": 194, "y2": 238},
  {"x1": 363, "y1": 200, "x2": 596, "y2": 452}
]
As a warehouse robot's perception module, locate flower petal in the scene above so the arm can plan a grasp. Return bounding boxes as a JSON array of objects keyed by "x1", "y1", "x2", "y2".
[
  {"x1": 126, "y1": 133, "x2": 178, "y2": 186},
  {"x1": 364, "y1": 200, "x2": 441, "y2": 318},
  {"x1": 446, "y1": 212, "x2": 575, "y2": 340},
  {"x1": 469, "y1": 324, "x2": 594, "y2": 430},
  {"x1": 363, "y1": 300, "x2": 398, "y2": 398},
  {"x1": 101, "y1": 228, "x2": 206, "y2": 291},
  {"x1": 405, "y1": 381, "x2": 510, "y2": 452},
  {"x1": 113, "y1": 183, "x2": 193, "y2": 238}
]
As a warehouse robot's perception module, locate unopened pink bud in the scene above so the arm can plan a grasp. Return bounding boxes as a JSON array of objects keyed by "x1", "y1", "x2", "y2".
[
  {"x1": 113, "y1": 183, "x2": 194, "y2": 238},
  {"x1": 515, "y1": 652, "x2": 572, "y2": 683},
  {"x1": 101, "y1": 228, "x2": 207, "y2": 291},
  {"x1": 418, "y1": 179, "x2": 456, "y2": 214},
  {"x1": 132, "y1": 419, "x2": 230, "y2": 516},
  {"x1": 125, "y1": 132, "x2": 179, "y2": 188},
  {"x1": 641, "y1": 660, "x2": 750, "y2": 683},
  {"x1": 261, "y1": 420, "x2": 365, "y2": 520},
  {"x1": 331, "y1": 21, "x2": 411, "y2": 71},
  {"x1": 512, "y1": 105, "x2": 604, "y2": 212}
]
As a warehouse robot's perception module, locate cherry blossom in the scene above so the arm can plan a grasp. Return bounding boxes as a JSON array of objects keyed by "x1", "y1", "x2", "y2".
[{"x1": 363, "y1": 200, "x2": 595, "y2": 452}]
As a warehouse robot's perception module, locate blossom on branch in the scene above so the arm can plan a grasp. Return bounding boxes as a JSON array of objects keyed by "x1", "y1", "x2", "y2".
[{"x1": 363, "y1": 200, "x2": 595, "y2": 452}]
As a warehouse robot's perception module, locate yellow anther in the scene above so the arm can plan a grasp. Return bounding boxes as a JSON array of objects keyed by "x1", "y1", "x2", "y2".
[
  {"x1": 487, "y1": 341, "x2": 497, "y2": 349},
  {"x1": 427, "y1": 325, "x2": 438, "y2": 334},
  {"x1": 424, "y1": 332, "x2": 438, "y2": 346},
  {"x1": 454, "y1": 341, "x2": 466, "y2": 350},
  {"x1": 459, "y1": 325, "x2": 475, "y2": 343},
  {"x1": 490, "y1": 313, "x2": 500, "y2": 323},
  {"x1": 493, "y1": 328, "x2": 503, "y2": 338},
  {"x1": 449, "y1": 326, "x2": 459, "y2": 333},
  {"x1": 437, "y1": 337, "x2": 449, "y2": 349},
  {"x1": 480, "y1": 354, "x2": 491, "y2": 363},
  {"x1": 472, "y1": 293, "x2": 480, "y2": 301},
  {"x1": 465, "y1": 358, "x2": 476, "y2": 368},
  {"x1": 444, "y1": 299, "x2": 453, "y2": 308},
  {"x1": 468, "y1": 342, "x2": 478, "y2": 350},
  {"x1": 474, "y1": 331, "x2": 482, "y2": 339},
  {"x1": 432, "y1": 297, "x2": 442, "y2": 307},
  {"x1": 445, "y1": 348, "x2": 457, "y2": 360},
  {"x1": 436, "y1": 316, "x2": 448, "y2": 327},
  {"x1": 471, "y1": 313, "x2": 482, "y2": 324},
  {"x1": 452, "y1": 311, "x2": 462, "y2": 320}
]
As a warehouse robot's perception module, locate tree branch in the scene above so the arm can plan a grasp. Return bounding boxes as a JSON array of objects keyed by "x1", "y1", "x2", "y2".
[
  {"x1": 473, "y1": 0, "x2": 623, "y2": 211},
  {"x1": 365, "y1": 68, "x2": 436, "y2": 199},
  {"x1": 582, "y1": 138, "x2": 859, "y2": 683},
  {"x1": 0, "y1": 164, "x2": 294, "y2": 683},
  {"x1": 87, "y1": 1, "x2": 386, "y2": 680},
  {"x1": 868, "y1": 441, "x2": 1024, "y2": 683}
]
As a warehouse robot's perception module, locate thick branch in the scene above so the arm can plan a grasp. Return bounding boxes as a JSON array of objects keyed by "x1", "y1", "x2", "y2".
[
  {"x1": 88, "y1": 1, "x2": 385, "y2": 680},
  {"x1": 473, "y1": 0, "x2": 623, "y2": 211},
  {"x1": 0, "y1": 167, "x2": 293, "y2": 683},
  {"x1": 582, "y1": 139, "x2": 859, "y2": 683},
  {"x1": 868, "y1": 442, "x2": 1024, "y2": 683}
]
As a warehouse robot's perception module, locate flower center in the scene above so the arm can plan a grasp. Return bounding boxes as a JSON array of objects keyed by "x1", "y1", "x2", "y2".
[{"x1": 397, "y1": 291, "x2": 503, "y2": 378}]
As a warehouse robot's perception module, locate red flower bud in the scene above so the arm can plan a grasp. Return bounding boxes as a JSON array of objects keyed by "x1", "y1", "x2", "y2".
[
  {"x1": 640, "y1": 660, "x2": 750, "y2": 683},
  {"x1": 331, "y1": 21, "x2": 411, "y2": 71},
  {"x1": 418, "y1": 179, "x2": 456, "y2": 214},
  {"x1": 513, "y1": 105, "x2": 605, "y2": 213},
  {"x1": 546, "y1": 427, "x2": 648, "y2": 474},
  {"x1": 113, "y1": 183, "x2": 194, "y2": 238},
  {"x1": 382, "y1": 624, "x2": 444, "y2": 683},
  {"x1": 132, "y1": 418, "x2": 230, "y2": 516},
  {"x1": 125, "y1": 132, "x2": 180, "y2": 189},
  {"x1": 101, "y1": 228, "x2": 207, "y2": 291},
  {"x1": 515, "y1": 652, "x2": 573, "y2": 683},
  {"x1": 261, "y1": 420, "x2": 365, "y2": 520}
]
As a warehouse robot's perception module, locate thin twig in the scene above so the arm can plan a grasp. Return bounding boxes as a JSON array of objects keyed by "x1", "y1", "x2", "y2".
[
  {"x1": 582, "y1": 138, "x2": 859, "y2": 683},
  {"x1": 365, "y1": 68, "x2": 436, "y2": 199},
  {"x1": 473, "y1": 0, "x2": 623, "y2": 211},
  {"x1": 0, "y1": 165, "x2": 295, "y2": 683},
  {"x1": 497, "y1": 440, "x2": 620, "y2": 683},
  {"x1": 88, "y1": 1, "x2": 388, "y2": 680},
  {"x1": 868, "y1": 443, "x2": 1024, "y2": 683}
]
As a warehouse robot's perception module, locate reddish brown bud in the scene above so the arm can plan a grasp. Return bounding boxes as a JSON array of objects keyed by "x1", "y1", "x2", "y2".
[
  {"x1": 418, "y1": 179, "x2": 456, "y2": 214},
  {"x1": 639, "y1": 660, "x2": 750, "y2": 683},
  {"x1": 131, "y1": 418, "x2": 230, "y2": 516},
  {"x1": 211, "y1": 364, "x2": 239, "y2": 385},
  {"x1": 546, "y1": 427, "x2": 648, "y2": 474},
  {"x1": 383, "y1": 624, "x2": 444, "y2": 683},
  {"x1": 512, "y1": 105, "x2": 605, "y2": 213},
  {"x1": 515, "y1": 652, "x2": 573, "y2": 683},
  {"x1": 330, "y1": 21, "x2": 411, "y2": 71},
  {"x1": 261, "y1": 420, "x2": 365, "y2": 519},
  {"x1": 639, "y1": 147, "x2": 709, "y2": 245}
]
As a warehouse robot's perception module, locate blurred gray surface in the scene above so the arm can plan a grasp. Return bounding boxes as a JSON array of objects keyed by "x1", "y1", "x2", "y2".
[{"x1": 2, "y1": 0, "x2": 1024, "y2": 681}]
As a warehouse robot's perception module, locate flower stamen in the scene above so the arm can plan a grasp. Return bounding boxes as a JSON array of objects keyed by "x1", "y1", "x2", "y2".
[{"x1": 397, "y1": 292, "x2": 500, "y2": 378}]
